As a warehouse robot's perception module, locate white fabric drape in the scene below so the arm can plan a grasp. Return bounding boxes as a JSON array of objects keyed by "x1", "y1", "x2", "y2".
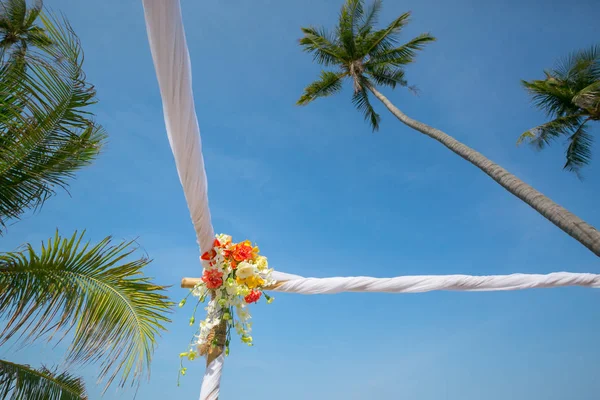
[
  {"x1": 142, "y1": 0, "x2": 215, "y2": 254},
  {"x1": 199, "y1": 354, "x2": 224, "y2": 400},
  {"x1": 142, "y1": 1, "x2": 219, "y2": 399},
  {"x1": 271, "y1": 272, "x2": 600, "y2": 294}
]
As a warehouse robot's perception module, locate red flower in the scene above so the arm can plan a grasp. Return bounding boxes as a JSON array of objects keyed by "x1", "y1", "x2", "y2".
[
  {"x1": 201, "y1": 249, "x2": 216, "y2": 261},
  {"x1": 202, "y1": 269, "x2": 223, "y2": 289},
  {"x1": 244, "y1": 290, "x2": 262, "y2": 304},
  {"x1": 232, "y1": 241, "x2": 254, "y2": 261},
  {"x1": 213, "y1": 238, "x2": 221, "y2": 248}
]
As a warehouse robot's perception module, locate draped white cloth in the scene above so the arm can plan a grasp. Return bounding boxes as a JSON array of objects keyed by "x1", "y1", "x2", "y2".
[
  {"x1": 272, "y1": 272, "x2": 600, "y2": 294},
  {"x1": 141, "y1": 1, "x2": 220, "y2": 398},
  {"x1": 141, "y1": 1, "x2": 600, "y2": 399},
  {"x1": 142, "y1": 0, "x2": 215, "y2": 254},
  {"x1": 198, "y1": 354, "x2": 224, "y2": 400}
]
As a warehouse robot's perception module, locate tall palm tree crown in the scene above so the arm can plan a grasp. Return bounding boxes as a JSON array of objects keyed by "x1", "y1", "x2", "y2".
[
  {"x1": 0, "y1": 0, "x2": 51, "y2": 63},
  {"x1": 297, "y1": 0, "x2": 435, "y2": 131},
  {"x1": 520, "y1": 45, "x2": 599, "y2": 174}
]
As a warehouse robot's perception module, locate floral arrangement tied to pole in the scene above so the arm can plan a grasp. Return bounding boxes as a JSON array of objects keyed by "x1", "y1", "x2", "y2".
[{"x1": 178, "y1": 234, "x2": 276, "y2": 381}]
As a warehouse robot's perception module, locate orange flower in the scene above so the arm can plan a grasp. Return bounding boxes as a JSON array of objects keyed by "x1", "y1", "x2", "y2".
[
  {"x1": 232, "y1": 241, "x2": 254, "y2": 261},
  {"x1": 201, "y1": 249, "x2": 216, "y2": 261}
]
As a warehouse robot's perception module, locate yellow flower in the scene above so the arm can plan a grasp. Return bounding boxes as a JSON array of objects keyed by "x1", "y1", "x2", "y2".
[
  {"x1": 237, "y1": 275, "x2": 264, "y2": 289},
  {"x1": 256, "y1": 256, "x2": 268, "y2": 271},
  {"x1": 247, "y1": 276, "x2": 265, "y2": 289}
]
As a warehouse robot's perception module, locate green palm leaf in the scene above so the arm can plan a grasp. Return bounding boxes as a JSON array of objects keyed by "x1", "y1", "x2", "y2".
[
  {"x1": 362, "y1": 11, "x2": 411, "y2": 57},
  {"x1": 357, "y1": 0, "x2": 381, "y2": 37},
  {"x1": 336, "y1": 0, "x2": 362, "y2": 57},
  {"x1": 366, "y1": 64, "x2": 407, "y2": 89},
  {"x1": 297, "y1": 70, "x2": 346, "y2": 105},
  {"x1": 518, "y1": 114, "x2": 583, "y2": 148},
  {"x1": 352, "y1": 78, "x2": 380, "y2": 131},
  {"x1": 553, "y1": 45, "x2": 599, "y2": 84},
  {"x1": 0, "y1": 231, "x2": 173, "y2": 390},
  {"x1": 564, "y1": 120, "x2": 593, "y2": 173},
  {"x1": 0, "y1": 11, "x2": 105, "y2": 229},
  {"x1": 521, "y1": 78, "x2": 579, "y2": 118},
  {"x1": 366, "y1": 33, "x2": 436, "y2": 67},
  {"x1": 572, "y1": 81, "x2": 600, "y2": 116},
  {"x1": 299, "y1": 26, "x2": 345, "y2": 66},
  {"x1": 0, "y1": 359, "x2": 86, "y2": 400}
]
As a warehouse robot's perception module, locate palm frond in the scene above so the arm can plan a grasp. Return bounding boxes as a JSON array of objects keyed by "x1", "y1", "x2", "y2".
[
  {"x1": 521, "y1": 78, "x2": 579, "y2": 118},
  {"x1": 0, "y1": 0, "x2": 26, "y2": 31},
  {"x1": 361, "y1": 11, "x2": 411, "y2": 57},
  {"x1": 299, "y1": 26, "x2": 346, "y2": 66},
  {"x1": 297, "y1": 70, "x2": 346, "y2": 105},
  {"x1": 0, "y1": 12, "x2": 105, "y2": 230},
  {"x1": 572, "y1": 80, "x2": 600, "y2": 116},
  {"x1": 352, "y1": 78, "x2": 380, "y2": 131},
  {"x1": 0, "y1": 359, "x2": 86, "y2": 400},
  {"x1": 553, "y1": 44, "x2": 599, "y2": 84},
  {"x1": 0, "y1": 0, "x2": 49, "y2": 63},
  {"x1": 23, "y1": 0, "x2": 43, "y2": 29},
  {"x1": 366, "y1": 65, "x2": 407, "y2": 88},
  {"x1": 0, "y1": 231, "x2": 173, "y2": 390},
  {"x1": 24, "y1": 26, "x2": 51, "y2": 48},
  {"x1": 366, "y1": 33, "x2": 435, "y2": 67},
  {"x1": 518, "y1": 114, "x2": 583, "y2": 149},
  {"x1": 564, "y1": 119, "x2": 593, "y2": 173},
  {"x1": 357, "y1": 0, "x2": 381, "y2": 37},
  {"x1": 336, "y1": 0, "x2": 363, "y2": 57}
]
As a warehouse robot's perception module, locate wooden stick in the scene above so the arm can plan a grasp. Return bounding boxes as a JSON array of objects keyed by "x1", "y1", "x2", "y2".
[
  {"x1": 181, "y1": 277, "x2": 202, "y2": 288},
  {"x1": 181, "y1": 277, "x2": 286, "y2": 290}
]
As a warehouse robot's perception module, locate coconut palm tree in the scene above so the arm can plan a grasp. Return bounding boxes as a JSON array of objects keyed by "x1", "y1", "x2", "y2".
[
  {"x1": 519, "y1": 45, "x2": 599, "y2": 174},
  {"x1": 296, "y1": 0, "x2": 600, "y2": 257},
  {"x1": 0, "y1": 0, "x2": 51, "y2": 65},
  {"x1": 0, "y1": 3, "x2": 172, "y2": 399},
  {"x1": 0, "y1": 8, "x2": 103, "y2": 229}
]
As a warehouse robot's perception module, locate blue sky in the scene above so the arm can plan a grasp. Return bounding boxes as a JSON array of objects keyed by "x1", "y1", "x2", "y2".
[{"x1": 1, "y1": 0, "x2": 600, "y2": 398}]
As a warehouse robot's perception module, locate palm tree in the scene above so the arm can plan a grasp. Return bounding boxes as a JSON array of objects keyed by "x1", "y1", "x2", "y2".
[
  {"x1": 519, "y1": 45, "x2": 599, "y2": 174},
  {"x1": 0, "y1": 0, "x2": 51, "y2": 65},
  {"x1": 0, "y1": 8, "x2": 103, "y2": 229},
  {"x1": 296, "y1": 0, "x2": 600, "y2": 257},
  {"x1": 0, "y1": 3, "x2": 172, "y2": 398}
]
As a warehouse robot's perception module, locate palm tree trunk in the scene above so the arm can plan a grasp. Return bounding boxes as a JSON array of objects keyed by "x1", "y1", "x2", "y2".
[{"x1": 367, "y1": 85, "x2": 600, "y2": 257}]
